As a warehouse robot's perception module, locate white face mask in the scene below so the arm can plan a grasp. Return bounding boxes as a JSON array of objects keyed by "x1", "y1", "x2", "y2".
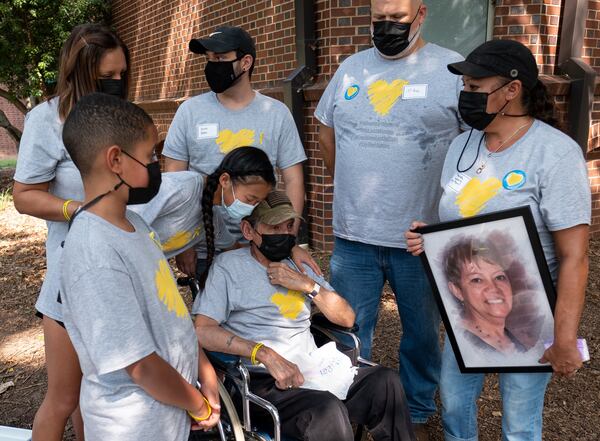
[{"x1": 221, "y1": 185, "x2": 257, "y2": 220}]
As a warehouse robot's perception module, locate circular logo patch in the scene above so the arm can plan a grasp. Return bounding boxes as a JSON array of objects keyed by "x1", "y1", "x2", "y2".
[
  {"x1": 344, "y1": 84, "x2": 360, "y2": 100},
  {"x1": 502, "y1": 170, "x2": 526, "y2": 190}
]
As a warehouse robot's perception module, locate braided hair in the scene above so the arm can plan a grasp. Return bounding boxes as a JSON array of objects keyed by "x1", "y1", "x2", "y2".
[{"x1": 200, "y1": 147, "x2": 276, "y2": 288}]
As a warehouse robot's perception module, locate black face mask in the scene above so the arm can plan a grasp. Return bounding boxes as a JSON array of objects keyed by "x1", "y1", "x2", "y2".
[
  {"x1": 118, "y1": 151, "x2": 162, "y2": 205},
  {"x1": 372, "y1": 9, "x2": 420, "y2": 57},
  {"x1": 257, "y1": 233, "x2": 296, "y2": 262},
  {"x1": 98, "y1": 78, "x2": 126, "y2": 99},
  {"x1": 458, "y1": 83, "x2": 510, "y2": 131},
  {"x1": 204, "y1": 57, "x2": 245, "y2": 94}
]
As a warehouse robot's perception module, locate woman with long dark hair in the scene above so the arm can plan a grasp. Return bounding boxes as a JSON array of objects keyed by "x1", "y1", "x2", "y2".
[{"x1": 13, "y1": 23, "x2": 129, "y2": 441}]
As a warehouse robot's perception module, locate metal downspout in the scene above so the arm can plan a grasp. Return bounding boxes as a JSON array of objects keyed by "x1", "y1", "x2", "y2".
[
  {"x1": 557, "y1": 0, "x2": 596, "y2": 155},
  {"x1": 283, "y1": 0, "x2": 317, "y2": 244}
]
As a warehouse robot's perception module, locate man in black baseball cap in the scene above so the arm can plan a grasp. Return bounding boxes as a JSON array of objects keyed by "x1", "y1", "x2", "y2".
[
  {"x1": 189, "y1": 26, "x2": 257, "y2": 93},
  {"x1": 161, "y1": 25, "x2": 309, "y2": 282}
]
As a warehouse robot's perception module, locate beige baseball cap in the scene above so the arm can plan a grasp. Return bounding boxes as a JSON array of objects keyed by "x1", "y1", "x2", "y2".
[{"x1": 247, "y1": 190, "x2": 303, "y2": 225}]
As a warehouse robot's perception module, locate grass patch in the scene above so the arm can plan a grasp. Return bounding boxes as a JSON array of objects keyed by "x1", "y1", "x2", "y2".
[
  {"x1": 0, "y1": 187, "x2": 12, "y2": 210},
  {"x1": 0, "y1": 158, "x2": 16, "y2": 169}
]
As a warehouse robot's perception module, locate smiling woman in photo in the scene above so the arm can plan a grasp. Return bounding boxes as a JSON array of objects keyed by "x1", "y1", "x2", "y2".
[{"x1": 441, "y1": 231, "x2": 530, "y2": 355}]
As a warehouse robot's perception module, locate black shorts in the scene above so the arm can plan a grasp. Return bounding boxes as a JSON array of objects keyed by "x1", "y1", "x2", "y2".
[{"x1": 35, "y1": 310, "x2": 66, "y2": 329}]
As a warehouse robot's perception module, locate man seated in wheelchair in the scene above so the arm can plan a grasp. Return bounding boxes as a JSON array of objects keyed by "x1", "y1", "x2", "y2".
[{"x1": 193, "y1": 191, "x2": 416, "y2": 441}]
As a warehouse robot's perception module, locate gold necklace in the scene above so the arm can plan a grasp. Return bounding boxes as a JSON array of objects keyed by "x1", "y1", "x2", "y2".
[{"x1": 476, "y1": 120, "x2": 533, "y2": 174}]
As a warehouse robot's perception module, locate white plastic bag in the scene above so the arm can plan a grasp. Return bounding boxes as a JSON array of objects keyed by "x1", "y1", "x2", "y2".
[{"x1": 296, "y1": 342, "x2": 358, "y2": 400}]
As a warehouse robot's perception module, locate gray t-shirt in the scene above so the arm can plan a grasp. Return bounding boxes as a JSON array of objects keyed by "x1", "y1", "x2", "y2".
[
  {"x1": 315, "y1": 44, "x2": 465, "y2": 248},
  {"x1": 192, "y1": 247, "x2": 332, "y2": 363},
  {"x1": 131, "y1": 171, "x2": 235, "y2": 259},
  {"x1": 60, "y1": 210, "x2": 198, "y2": 441},
  {"x1": 163, "y1": 90, "x2": 306, "y2": 174},
  {"x1": 163, "y1": 90, "x2": 307, "y2": 245},
  {"x1": 439, "y1": 119, "x2": 591, "y2": 278},
  {"x1": 14, "y1": 97, "x2": 84, "y2": 315},
  {"x1": 38, "y1": 171, "x2": 237, "y2": 322}
]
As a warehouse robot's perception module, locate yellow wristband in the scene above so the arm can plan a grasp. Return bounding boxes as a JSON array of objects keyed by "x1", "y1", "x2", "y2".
[
  {"x1": 188, "y1": 396, "x2": 212, "y2": 422},
  {"x1": 62, "y1": 199, "x2": 73, "y2": 221},
  {"x1": 251, "y1": 342, "x2": 264, "y2": 365}
]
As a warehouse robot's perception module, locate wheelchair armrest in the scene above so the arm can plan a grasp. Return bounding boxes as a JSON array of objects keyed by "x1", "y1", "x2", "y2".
[
  {"x1": 310, "y1": 312, "x2": 359, "y2": 333},
  {"x1": 207, "y1": 351, "x2": 271, "y2": 377},
  {"x1": 206, "y1": 351, "x2": 244, "y2": 376}
]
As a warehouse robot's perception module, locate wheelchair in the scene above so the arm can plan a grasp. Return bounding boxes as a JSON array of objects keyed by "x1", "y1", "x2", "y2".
[{"x1": 179, "y1": 277, "x2": 374, "y2": 441}]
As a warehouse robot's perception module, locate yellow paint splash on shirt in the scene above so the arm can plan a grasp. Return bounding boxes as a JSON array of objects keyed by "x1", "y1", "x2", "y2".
[
  {"x1": 148, "y1": 232, "x2": 162, "y2": 250},
  {"x1": 155, "y1": 259, "x2": 189, "y2": 318},
  {"x1": 367, "y1": 79, "x2": 409, "y2": 116},
  {"x1": 270, "y1": 289, "x2": 306, "y2": 319},
  {"x1": 162, "y1": 230, "x2": 192, "y2": 253},
  {"x1": 216, "y1": 129, "x2": 255, "y2": 154},
  {"x1": 455, "y1": 177, "x2": 502, "y2": 217}
]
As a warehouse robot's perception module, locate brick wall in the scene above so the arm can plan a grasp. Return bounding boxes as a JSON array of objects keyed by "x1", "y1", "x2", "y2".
[
  {"x1": 0, "y1": 99, "x2": 24, "y2": 158},
  {"x1": 493, "y1": 0, "x2": 562, "y2": 75},
  {"x1": 113, "y1": 0, "x2": 600, "y2": 250},
  {"x1": 584, "y1": 0, "x2": 600, "y2": 70}
]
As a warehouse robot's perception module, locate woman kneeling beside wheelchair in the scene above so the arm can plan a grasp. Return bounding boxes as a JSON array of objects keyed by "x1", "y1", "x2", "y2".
[{"x1": 193, "y1": 191, "x2": 416, "y2": 441}]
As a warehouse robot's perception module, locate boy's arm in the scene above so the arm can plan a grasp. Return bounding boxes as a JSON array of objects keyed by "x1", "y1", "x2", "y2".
[
  {"x1": 196, "y1": 346, "x2": 221, "y2": 429},
  {"x1": 126, "y1": 353, "x2": 209, "y2": 418}
]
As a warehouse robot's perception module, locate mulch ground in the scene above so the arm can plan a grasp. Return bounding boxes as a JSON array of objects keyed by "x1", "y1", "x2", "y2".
[{"x1": 0, "y1": 170, "x2": 598, "y2": 440}]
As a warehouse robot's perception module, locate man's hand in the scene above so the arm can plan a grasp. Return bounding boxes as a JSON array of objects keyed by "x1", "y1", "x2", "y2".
[
  {"x1": 257, "y1": 346, "x2": 304, "y2": 390},
  {"x1": 539, "y1": 341, "x2": 583, "y2": 377},
  {"x1": 290, "y1": 245, "x2": 322, "y2": 275},
  {"x1": 267, "y1": 262, "x2": 314, "y2": 293},
  {"x1": 175, "y1": 247, "x2": 197, "y2": 276},
  {"x1": 405, "y1": 221, "x2": 428, "y2": 256}
]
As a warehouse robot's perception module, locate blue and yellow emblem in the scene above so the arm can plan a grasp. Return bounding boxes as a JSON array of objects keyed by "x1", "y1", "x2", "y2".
[
  {"x1": 344, "y1": 84, "x2": 360, "y2": 100},
  {"x1": 502, "y1": 170, "x2": 527, "y2": 190}
]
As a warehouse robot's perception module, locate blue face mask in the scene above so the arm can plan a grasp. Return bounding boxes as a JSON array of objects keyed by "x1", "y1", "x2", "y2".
[{"x1": 222, "y1": 185, "x2": 257, "y2": 220}]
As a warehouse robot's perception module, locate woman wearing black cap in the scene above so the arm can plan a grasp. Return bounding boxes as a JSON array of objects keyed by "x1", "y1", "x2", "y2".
[{"x1": 405, "y1": 39, "x2": 590, "y2": 441}]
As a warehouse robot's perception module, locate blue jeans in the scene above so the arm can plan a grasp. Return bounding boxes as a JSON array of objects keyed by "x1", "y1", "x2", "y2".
[
  {"x1": 329, "y1": 237, "x2": 441, "y2": 423},
  {"x1": 440, "y1": 337, "x2": 551, "y2": 441}
]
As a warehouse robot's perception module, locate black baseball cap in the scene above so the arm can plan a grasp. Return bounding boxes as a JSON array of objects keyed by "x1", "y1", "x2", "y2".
[
  {"x1": 189, "y1": 26, "x2": 256, "y2": 57},
  {"x1": 448, "y1": 39, "x2": 539, "y2": 90}
]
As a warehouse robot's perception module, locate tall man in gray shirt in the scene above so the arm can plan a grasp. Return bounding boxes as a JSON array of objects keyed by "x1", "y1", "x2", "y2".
[
  {"x1": 163, "y1": 26, "x2": 307, "y2": 278},
  {"x1": 315, "y1": 1, "x2": 465, "y2": 436}
]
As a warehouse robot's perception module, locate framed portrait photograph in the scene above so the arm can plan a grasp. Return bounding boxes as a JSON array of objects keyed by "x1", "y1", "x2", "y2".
[{"x1": 416, "y1": 206, "x2": 556, "y2": 373}]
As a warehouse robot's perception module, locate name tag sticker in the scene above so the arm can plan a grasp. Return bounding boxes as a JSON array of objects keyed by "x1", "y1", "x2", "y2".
[
  {"x1": 197, "y1": 123, "x2": 219, "y2": 140},
  {"x1": 402, "y1": 84, "x2": 428, "y2": 100},
  {"x1": 446, "y1": 172, "x2": 471, "y2": 194}
]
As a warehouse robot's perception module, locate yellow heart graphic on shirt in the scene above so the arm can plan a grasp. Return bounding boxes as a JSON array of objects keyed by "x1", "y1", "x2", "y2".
[
  {"x1": 216, "y1": 129, "x2": 255, "y2": 154},
  {"x1": 367, "y1": 79, "x2": 409, "y2": 116},
  {"x1": 155, "y1": 259, "x2": 189, "y2": 318},
  {"x1": 455, "y1": 177, "x2": 502, "y2": 218},
  {"x1": 270, "y1": 289, "x2": 306, "y2": 319},
  {"x1": 161, "y1": 226, "x2": 202, "y2": 253}
]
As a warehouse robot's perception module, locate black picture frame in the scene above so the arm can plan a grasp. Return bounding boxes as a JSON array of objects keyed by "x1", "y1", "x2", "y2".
[{"x1": 416, "y1": 206, "x2": 556, "y2": 373}]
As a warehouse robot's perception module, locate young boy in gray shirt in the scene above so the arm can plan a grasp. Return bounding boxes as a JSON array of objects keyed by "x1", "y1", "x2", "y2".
[{"x1": 59, "y1": 93, "x2": 219, "y2": 441}]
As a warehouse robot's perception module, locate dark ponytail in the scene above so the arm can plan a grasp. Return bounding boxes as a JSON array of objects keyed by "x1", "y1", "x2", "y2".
[
  {"x1": 522, "y1": 80, "x2": 557, "y2": 128},
  {"x1": 199, "y1": 147, "x2": 276, "y2": 289}
]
